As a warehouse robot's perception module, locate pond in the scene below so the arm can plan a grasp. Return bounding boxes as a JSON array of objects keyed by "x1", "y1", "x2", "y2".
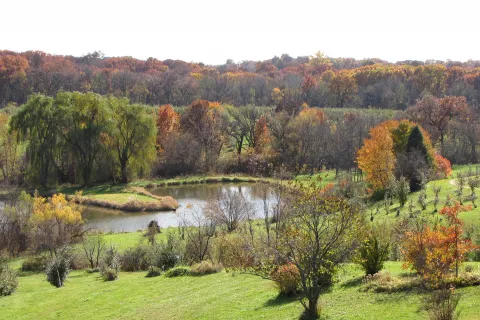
[{"x1": 83, "y1": 183, "x2": 276, "y2": 232}]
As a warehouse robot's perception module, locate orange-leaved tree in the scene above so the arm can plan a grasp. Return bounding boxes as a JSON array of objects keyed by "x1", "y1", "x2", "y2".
[
  {"x1": 356, "y1": 122, "x2": 396, "y2": 190},
  {"x1": 402, "y1": 203, "x2": 475, "y2": 283},
  {"x1": 434, "y1": 154, "x2": 452, "y2": 178},
  {"x1": 156, "y1": 104, "x2": 180, "y2": 152}
]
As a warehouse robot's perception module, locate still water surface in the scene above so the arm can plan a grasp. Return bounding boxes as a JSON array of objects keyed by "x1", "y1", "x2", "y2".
[{"x1": 83, "y1": 183, "x2": 273, "y2": 232}]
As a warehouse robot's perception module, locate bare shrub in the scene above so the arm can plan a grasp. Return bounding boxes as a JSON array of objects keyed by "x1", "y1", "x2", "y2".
[
  {"x1": 425, "y1": 287, "x2": 461, "y2": 320},
  {"x1": 205, "y1": 189, "x2": 254, "y2": 232},
  {"x1": 182, "y1": 209, "x2": 217, "y2": 263},
  {"x1": 82, "y1": 234, "x2": 106, "y2": 270}
]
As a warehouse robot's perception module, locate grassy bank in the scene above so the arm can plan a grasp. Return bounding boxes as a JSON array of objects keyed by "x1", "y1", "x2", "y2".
[
  {"x1": 42, "y1": 185, "x2": 179, "y2": 212},
  {"x1": 2, "y1": 261, "x2": 480, "y2": 320},
  {"x1": 129, "y1": 175, "x2": 261, "y2": 188}
]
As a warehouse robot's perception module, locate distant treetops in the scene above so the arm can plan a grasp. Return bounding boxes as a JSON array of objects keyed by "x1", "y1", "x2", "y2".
[{"x1": 357, "y1": 120, "x2": 451, "y2": 192}]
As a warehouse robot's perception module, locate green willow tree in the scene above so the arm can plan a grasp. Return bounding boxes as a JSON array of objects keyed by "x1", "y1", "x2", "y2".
[
  {"x1": 107, "y1": 97, "x2": 156, "y2": 183},
  {"x1": 10, "y1": 94, "x2": 58, "y2": 187},
  {"x1": 55, "y1": 92, "x2": 111, "y2": 186}
]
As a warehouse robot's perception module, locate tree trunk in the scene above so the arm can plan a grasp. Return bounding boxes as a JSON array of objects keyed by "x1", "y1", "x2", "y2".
[
  {"x1": 440, "y1": 133, "x2": 445, "y2": 157},
  {"x1": 120, "y1": 158, "x2": 128, "y2": 183},
  {"x1": 306, "y1": 296, "x2": 319, "y2": 319}
]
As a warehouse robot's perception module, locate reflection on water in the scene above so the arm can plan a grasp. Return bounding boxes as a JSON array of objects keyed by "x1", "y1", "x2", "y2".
[{"x1": 84, "y1": 183, "x2": 275, "y2": 232}]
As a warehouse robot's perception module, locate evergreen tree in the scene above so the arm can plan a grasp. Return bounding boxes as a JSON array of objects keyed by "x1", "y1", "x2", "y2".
[{"x1": 405, "y1": 126, "x2": 432, "y2": 191}]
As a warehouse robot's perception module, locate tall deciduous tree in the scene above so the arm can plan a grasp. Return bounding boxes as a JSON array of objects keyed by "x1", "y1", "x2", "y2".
[
  {"x1": 181, "y1": 100, "x2": 226, "y2": 172},
  {"x1": 107, "y1": 98, "x2": 156, "y2": 183},
  {"x1": 329, "y1": 71, "x2": 357, "y2": 108},
  {"x1": 10, "y1": 94, "x2": 57, "y2": 187},
  {"x1": 406, "y1": 96, "x2": 471, "y2": 156},
  {"x1": 156, "y1": 104, "x2": 179, "y2": 152},
  {"x1": 55, "y1": 92, "x2": 111, "y2": 186}
]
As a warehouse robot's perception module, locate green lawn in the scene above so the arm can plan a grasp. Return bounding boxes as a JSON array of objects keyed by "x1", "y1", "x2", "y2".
[{"x1": 2, "y1": 262, "x2": 479, "y2": 320}]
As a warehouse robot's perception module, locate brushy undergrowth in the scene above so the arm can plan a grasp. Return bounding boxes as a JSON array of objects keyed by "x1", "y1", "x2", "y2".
[
  {"x1": 164, "y1": 266, "x2": 190, "y2": 278},
  {"x1": 145, "y1": 266, "x2": 162, "y2": 278},
  {"x1": 0, "y1": 260, "x2": 18, "y2": 296},
  {"x1": 361, "y1": 271, "x2": 420, "y2": 293},
  {"x1": 190, "y1": 261, "x2": 223, "y2": 276}
]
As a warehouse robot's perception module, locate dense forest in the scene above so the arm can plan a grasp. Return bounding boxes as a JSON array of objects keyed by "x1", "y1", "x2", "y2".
[{"x1": 2, "y1": 50, "x2": 480, "y2": 110}]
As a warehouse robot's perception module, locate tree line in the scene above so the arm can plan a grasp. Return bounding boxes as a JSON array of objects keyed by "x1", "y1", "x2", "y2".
[
  {"x1": 1, "y1": 90, "x2": 480, "y2": 187},
  {"x1": 2, "y1": 50, "x2": 480, "y2": 110}
]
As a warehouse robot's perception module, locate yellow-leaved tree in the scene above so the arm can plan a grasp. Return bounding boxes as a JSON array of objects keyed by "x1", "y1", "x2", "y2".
[{"x1": 32, "y1": 193, "x2": 84, "y2": 255}]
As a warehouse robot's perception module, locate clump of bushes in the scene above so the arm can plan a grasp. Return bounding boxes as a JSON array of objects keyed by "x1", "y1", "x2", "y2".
[
  {"x1": 0, "y1": 257, "x2": 18, "y2": 296},
  {"x1": 21, "y1": 255, "x2": 47, "y2": 272},
  {"x1": 145, "y1": 266, "x2": 162, "y2": 278},
  {"x1": 190, "y1": 261, "x2": 222, "y2": 276},
  {"x1": 270, "y1": 263, "x2": 301, "y2": 296},
  {"x1": 148, "y1": 233, "x2": 183, "y2": 270},
  {"x1": 120, "y1": 245, "x2": 150, "y2": 271},
  {"x1": 164, "y1": 266, "x2": 190, "y2": 278},
  {"x1": 444, "y1": 272, "x2": 480, "y2": 288},
  {"x1": 46, "y1": 253, "x2": 70, "y2": 288},
  {"x1": 101, "y1": 267, "x2": 119, "y2": 281}
]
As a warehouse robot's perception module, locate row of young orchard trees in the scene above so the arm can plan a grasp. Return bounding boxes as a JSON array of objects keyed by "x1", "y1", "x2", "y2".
[{"x1": 3, "y1": 50, "x2": 480, "y2": 110}]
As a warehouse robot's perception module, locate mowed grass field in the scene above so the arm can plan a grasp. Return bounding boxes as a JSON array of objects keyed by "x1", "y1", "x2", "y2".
[{"x1": 2, "y1": 262, "x2": 480, "y2": 320}]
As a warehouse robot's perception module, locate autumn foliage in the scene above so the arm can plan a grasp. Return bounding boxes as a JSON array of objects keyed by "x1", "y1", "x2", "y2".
[
  {"x1": 357, "y1": 120, "x2": 436, "y2": 190},
  {"x1": 434, "y1": 154, "x2": 452, "y2": 178},
  {"x1": 32, "y1": 193, "x2": 84, "y2": 253},
  {"x1": 401, "y1": 203, "x2": 476, "y2": 283},
  {"x1": 156, "y1": 104, "x2": 180, "y2": 152}
]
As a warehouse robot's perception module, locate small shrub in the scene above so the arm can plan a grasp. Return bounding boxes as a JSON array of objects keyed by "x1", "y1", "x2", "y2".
[
  {"x1": 357, "y1": 234, "x2": 390, "y2": 276},
  {"x1": 45, "y1": 254, "x2": 70, "y2": 288},
  {"x1": 21, "y1": 255, "x2": 47, "y2": 272},
  {"x1": 164, "y1": 266, "x2": 190, "y2": 278},
  {"x1": 104, "y1": 244, "x2": 120, "y2": 271},
  {"x1": 424, "y1": 286, "x2": 460, "y2": 320},
  {"x1": 214, "y1": 233, "x2": 255, "y2": 269},
  {"x1": 120, "y1": 245, "x2": 150, "y2": 271},
  {"x1": 464, "y1": 265, "x2": 474, "y2": 273},
  {"x1": 190, "y1": 261, "x2": 223, "y2": 276},
  {"x1": 0, "y1": 261, "x2": 18, "y2": 296},
  {"x1": 101, "y1": 267, "x2": 118, "y2": 281},
  {"x1": 270, "y1": 263, "x2": 301, "y2": 296},
  {"x1": 145, "y1": 266, "x2": 162, "y2": 278}
]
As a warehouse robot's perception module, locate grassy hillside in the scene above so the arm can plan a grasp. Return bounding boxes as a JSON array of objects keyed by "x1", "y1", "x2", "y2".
[
  {"x1": 2, "y1": 262, "x2": 479, "y2": 320},
  {"x1": 367, "y1": 165, "x2": 480, "y2": 229}
]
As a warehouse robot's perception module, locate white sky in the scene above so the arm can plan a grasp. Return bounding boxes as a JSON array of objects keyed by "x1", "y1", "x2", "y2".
[{"x1": 2, "y1": 0, "x2": 479, "y2": 65}]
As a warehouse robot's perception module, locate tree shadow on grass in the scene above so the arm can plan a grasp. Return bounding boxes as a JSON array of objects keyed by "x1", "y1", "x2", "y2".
[
  {"x1": 263, "y1": 294, "x2": 299, "y2": 307},
  {"x1": 339, "y1": 276, "x2": 363, "y2": 288}
]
